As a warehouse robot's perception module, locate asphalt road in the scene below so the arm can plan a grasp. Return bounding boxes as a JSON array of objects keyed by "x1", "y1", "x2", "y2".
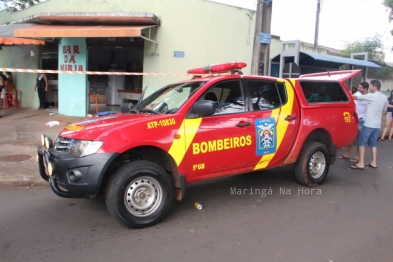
[{"x1": 1, "y1": 143, "x2": 393, "y2": 262}]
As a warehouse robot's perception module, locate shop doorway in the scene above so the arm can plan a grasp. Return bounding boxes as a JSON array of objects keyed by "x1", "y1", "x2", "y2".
[
  {"x1": 40, "y1": 38, "x2": 145, "y2": 114},
  {"x1": 87, "y1": 37, "x2": 144, "y2": 114},
  {"x1": 41, "y1": 46, "x2": 59, "y2": 109}
]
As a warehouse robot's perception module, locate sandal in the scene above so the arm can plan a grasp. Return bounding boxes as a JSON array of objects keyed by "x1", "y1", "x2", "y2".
[
  {"x1": 377, "y1": 138, "x2": 385, "y2": 142},
  {"x1": 350, "y1": 165, "x2": 364, "y2": 170},
  {"x1": 366, "y1": 163, "x2": 377, "y2": 168}
]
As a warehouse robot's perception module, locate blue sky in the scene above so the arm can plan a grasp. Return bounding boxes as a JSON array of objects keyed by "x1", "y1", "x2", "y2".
[{"x1": 209, "y1": 0, "x2": 393, "y2": 61}]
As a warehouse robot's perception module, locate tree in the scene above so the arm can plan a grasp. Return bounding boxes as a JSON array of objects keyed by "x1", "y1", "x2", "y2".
[
  {"x1": 341, "y1": 35, "x2": 384, "y2": 62},
  {"x1": 341, "y1": 34, "x2": 393, "y2": 79},
  {"x1": 13, "y1": 0, "x2": 38, "y2": 10},
  {"x1": 384, "y1": 0, "x2": 393, "y2": 23},
  {"x1": 384, "y1": 0, "x2": 393, "y2": 52},
  {"x1": 1, "y1": 0, "x2": 43, "y2": 11}
]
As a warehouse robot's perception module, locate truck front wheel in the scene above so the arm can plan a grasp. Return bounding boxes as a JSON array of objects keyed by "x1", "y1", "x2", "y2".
[
  {"x1": 105, "y1": 160, "x2": 174, "y2": 228},
  {"x1": 294, "y1": 142, "x2": 329, "y2": 187}
]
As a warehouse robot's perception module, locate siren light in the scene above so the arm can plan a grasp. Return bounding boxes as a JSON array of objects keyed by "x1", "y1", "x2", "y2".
[{"x1": 187, "y1": 61, "x2": 247, "y2": 74}]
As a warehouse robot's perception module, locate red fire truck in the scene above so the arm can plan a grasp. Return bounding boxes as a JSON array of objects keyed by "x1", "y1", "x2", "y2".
[{"x1": 38, "y1": 62, "x2": 359, "y2": 228}]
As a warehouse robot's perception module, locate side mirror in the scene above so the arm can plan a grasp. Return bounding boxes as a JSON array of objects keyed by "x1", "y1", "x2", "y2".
[
  {"x1": 120, "y1": 103, "x2": 134, "y2": 113},
  {"x1": 193, "y1": 100, "x2": 216, "y2": 117}
]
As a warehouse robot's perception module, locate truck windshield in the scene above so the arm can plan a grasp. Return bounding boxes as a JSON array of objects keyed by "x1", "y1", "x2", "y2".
[{"x1": 135, "y1": 81, "x2": 206, "y2": 114}]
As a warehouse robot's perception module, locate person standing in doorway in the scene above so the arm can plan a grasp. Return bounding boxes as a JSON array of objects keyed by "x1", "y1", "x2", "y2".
[
  {"x1": 338, "y1": 82, "x2": 369, "y2": 162},
  {"x1": 34, "y1": 73, "x2": 48, "y2": 109},
  {"x1": 350, "y1": 80, "x2": 388, "y2": 170},
  {"x1": 0, "y1": 72, "x2": 6, "y2": 110}
]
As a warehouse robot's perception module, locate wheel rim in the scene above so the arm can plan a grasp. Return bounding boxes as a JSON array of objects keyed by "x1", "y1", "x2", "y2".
[
  {"x1": 308, "y1": 151, "x2": 326, "y2": 179},
  {"x1": 124, "y1": 176, "x2": 163, "y2": 217}
]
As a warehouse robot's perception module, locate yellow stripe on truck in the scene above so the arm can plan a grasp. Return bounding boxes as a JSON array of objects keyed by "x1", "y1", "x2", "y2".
[
  {"x1": 169, "y1": 118, "x2": 202, "y2": 166},
  {"x1": 253, "y1": 79, "x2": 295, "y2": 170}
]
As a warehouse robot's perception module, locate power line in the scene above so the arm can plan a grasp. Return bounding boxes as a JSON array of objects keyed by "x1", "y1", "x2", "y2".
[{"x1": 358, "y1": 0, "x2": 382, "y2": 8}]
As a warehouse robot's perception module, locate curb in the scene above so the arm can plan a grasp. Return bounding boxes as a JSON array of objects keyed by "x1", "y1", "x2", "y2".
[
  {"x1": 0, "y1": 176, "x2": 49, "y2": 187},
  {"x1": 0, "y1": 107, "x2": 83, "y2": 189}
]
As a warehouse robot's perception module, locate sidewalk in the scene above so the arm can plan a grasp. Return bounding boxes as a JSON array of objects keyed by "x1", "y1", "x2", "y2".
[{"x1": 0, "y1": 107, "x2": 83, "y2": 187}]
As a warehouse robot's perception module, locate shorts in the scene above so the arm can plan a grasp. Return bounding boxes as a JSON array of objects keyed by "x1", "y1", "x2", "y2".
[
  {"x1": 358, "y1": 126, "x2": 380, "y2": 147},
  {"x1": 387, "y1": 112, "x2": 393, "y2": 121},
  {"x1": 355, "y1": 119, "x2": 365, "y2": 144}
]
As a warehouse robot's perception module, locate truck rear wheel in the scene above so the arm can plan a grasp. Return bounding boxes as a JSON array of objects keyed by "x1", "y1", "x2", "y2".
[
  {"x1": 294, "y1": 142, "x2": 329, "y2": 187},
  {"x1": 105, "y1": 160, "x2": 174, "y2": 228}
]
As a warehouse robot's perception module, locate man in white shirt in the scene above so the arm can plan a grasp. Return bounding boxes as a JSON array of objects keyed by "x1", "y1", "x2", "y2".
[
  {"x1": 338, "y1": 82, "x2": 369, "y2": 162},
  {"x1": 350, "y1": 80, "x2": 388, "y2": 170}
]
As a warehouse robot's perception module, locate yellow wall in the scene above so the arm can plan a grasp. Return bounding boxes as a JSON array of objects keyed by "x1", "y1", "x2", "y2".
[{"x1": 143, "y1": 0, "x2": 256, "y2": 92}]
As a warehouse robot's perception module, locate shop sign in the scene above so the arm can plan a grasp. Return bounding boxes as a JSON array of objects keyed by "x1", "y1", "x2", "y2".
[
  {"x1": 259, "y1": 33, "x2": 271, "y2": 44},
  {"x1": 174, "y1": 51, "x2": 185, "y2": 58},
  {"x1": 60, "y1": 45, "x2": 84, "y2": 71}
]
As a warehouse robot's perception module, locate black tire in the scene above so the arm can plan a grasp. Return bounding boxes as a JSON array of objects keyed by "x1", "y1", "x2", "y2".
[
  {"x1": 294, "y1": 141, "x2": 329, "y2": 187},
  {"x1": 105, "y1": 160, "x2": 175, "y2": 228}
]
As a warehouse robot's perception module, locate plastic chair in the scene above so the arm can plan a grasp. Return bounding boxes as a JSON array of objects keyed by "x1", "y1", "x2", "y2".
[
  {"x1": 5, "y1": 90, "x2": 19, "y2": 109},
  {"x1": 88, "y1": 94, "x2": 98, "y2": 114}
]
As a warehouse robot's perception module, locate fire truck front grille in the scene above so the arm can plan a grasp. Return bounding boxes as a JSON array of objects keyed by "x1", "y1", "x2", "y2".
[{"x1": 54, "y1": 136, "x2": 71, "y2": 152}]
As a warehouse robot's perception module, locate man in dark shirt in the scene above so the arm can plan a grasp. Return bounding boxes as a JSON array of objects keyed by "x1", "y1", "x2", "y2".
[
  {"x1": 0, "y1": 71, "x2": 5, "y2": 115},
  {"x1": 308, "y1": 86, "x2": 332, "y2": 102}
]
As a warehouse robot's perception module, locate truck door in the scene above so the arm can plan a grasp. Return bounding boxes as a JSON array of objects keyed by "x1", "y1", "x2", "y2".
[
  {"x1": 244, "y1": 79, "x2": 300, "y2": 170},
  {"x1": 184, "y1": 79, "x2": 257, "y2": 182}
]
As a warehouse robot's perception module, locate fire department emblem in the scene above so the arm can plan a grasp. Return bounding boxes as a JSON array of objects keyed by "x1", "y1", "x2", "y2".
[{"x1": 255, "y1": 117, "x2": 277, "y2": 155}]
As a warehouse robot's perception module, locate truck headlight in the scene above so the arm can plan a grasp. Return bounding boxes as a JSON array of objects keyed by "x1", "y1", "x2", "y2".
[{"x1": 69, "y1": 140, "x2": 103, "y2": 158}]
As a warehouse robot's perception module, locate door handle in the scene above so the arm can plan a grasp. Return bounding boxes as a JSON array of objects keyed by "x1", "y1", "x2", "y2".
[
  {"x1": 285, "y1": 115, "x2": 296, "y2": 121},
  {"x1": 236, "y1": 121, "x2": 251, "y2": 127}
]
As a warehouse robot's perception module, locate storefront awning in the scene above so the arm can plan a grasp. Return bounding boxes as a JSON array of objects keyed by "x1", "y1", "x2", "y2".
[
  {"x1": 272, "y1": 51, "x2": 382, "y2": 69},
  {"x1": 0, "y1": 24, "x2": 45, "y2": 46},
  {"x1": 14, "y1": 24, "x2": 158, "y2": 43},
  {"x1": 0, "y1": 37, "x2": 45, "y2": 45},
  {"x1": 0, "y1": 23, "x2": 36, "y2": 37}
]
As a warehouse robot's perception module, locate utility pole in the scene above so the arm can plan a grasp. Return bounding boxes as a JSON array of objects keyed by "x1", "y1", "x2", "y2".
[
  {"x1": 314, "y1": 0, "x2": 321, "y2": 48},
  {"x1": 251, "y1": 0, "x2": 273, "y2": 76}
]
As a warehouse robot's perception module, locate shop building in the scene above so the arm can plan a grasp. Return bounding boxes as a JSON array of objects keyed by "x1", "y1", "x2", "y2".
[
  {"x1": 0, "y1": 0, "x2": 382, "y2": 116},
  {"x1": 0, "y1": 0, "x2": 256, "y2": 116}
]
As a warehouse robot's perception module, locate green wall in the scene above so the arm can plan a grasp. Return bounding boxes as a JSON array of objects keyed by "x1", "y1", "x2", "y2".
[
  {"x1": 0, "y1": 0, "x2": 161, "y2": 24},
  {"x1": 0, "y1": 45, "x2": 41, "y2": 108},
  {"x1": 143, "y1": 0, "x2": 256, "y2": 92}
]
